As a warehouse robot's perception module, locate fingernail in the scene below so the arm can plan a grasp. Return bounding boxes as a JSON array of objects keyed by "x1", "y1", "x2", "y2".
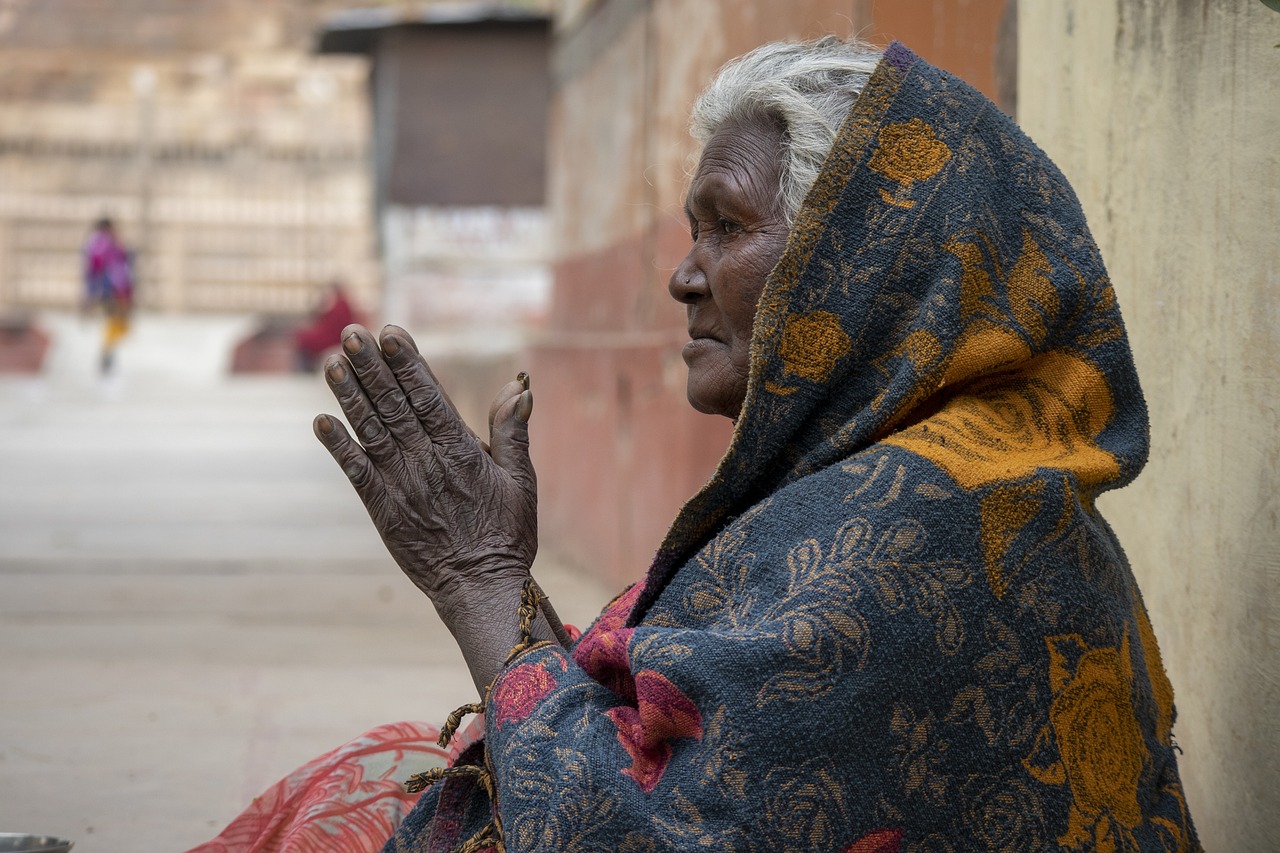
[
  {"x1": 517, "y1": 371, "x2": 530, "y2": 391},
  {"x1": 516, "y1": 389, "x2": 533, "y2": 423},
  {"x1": 317, "y1": 415, "x2": 334, "y2": 435},
  {"x1": 327, "y1": 361, "x2": 346, "y2": 382},
  {"x1": 382, "y1": 335, "x2": 400, "y2": 357},
  {"x1": 343, "y1": 334, "x2": 362, "y2": 354}
]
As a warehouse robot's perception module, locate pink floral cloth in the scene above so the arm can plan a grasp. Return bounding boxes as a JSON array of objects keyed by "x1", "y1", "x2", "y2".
[
  {"x1": 570, "y1": 583, "x2": 705, "y2": 792},
  {"x1": 188, "y1": 720, "x2": 481, "y2": 853}
]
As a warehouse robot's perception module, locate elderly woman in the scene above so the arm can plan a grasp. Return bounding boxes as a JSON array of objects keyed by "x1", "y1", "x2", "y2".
[{"x1": 199, "y1": 37, "x2": 1199, "y2": 852}]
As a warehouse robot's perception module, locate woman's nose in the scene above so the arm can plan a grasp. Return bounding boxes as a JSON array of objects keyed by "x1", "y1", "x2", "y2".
[{"x1": 668, "y1": 254, "x2": 705, "y2": 304}]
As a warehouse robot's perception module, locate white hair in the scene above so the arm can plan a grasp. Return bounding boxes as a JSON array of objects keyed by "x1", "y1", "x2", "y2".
[{"x1": 690, "y1": 37, "x2": 884, "y2": 222}]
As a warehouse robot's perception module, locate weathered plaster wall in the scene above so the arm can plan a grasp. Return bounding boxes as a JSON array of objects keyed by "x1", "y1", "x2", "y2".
[
  {"x1": 866, "y1": 0, "x2": 1017, "y2": 111},
  {"x1": 1018, "y1": 2, "x2": 1280, "y2": 848}
]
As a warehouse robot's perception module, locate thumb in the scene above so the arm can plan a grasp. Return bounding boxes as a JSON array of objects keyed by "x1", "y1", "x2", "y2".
[{"x1": 490, "y1": 380, "x2": 536, "y2": 491}]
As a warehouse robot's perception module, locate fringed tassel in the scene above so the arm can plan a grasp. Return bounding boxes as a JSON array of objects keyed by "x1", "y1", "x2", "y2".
[
  {"x1": 455, "y1": 820, "x2": 503, "y2": 853},
  {"x1": 404, "y1": 763, "x2": 493, "y2": 796},
  {"x1": 504, "y1": 577, "x2": 545, "y2": 664},
  {"x1": 437, "y1": 701, "x2": 485, "y2": 749}
]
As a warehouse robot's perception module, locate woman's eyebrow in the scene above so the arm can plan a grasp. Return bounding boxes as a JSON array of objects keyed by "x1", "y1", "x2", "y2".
[{"x1": 685, "y1": 177, "x2": 736, "y2": 218}]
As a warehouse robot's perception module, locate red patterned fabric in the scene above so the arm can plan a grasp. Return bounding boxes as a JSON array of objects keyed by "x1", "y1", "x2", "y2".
[
  {"x1": 491, "y1": 659, "x2": 563, "y2": 730},
  {"x1": 606, "y1": 670, "x2": 703, "y2": 792},
  {"x1": 572, "y1": 582, "x2": 644, "y2": 701},
  {"x1": 843, "y1": 828, "x2": 903, "y2": 853},
  {"x1": 188, "y1": 720, "x2": 476, "y2": 853},
  {"x1": 193, "y1": 628, "x2": 585, "y2": 852}
]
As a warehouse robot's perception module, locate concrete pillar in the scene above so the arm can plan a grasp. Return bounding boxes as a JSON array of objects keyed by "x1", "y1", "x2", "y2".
[
  {"x1": 159, "y1": 223, "x2": 186, "y2": 313},
  {"x1": 0, "y1": 218, "x2": 10, "y2": 306}
]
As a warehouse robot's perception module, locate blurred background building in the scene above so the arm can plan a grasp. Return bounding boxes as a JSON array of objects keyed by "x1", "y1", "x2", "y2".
[
  {"x1": 0, "y1": 1, "x2": 1274, "y2": 849},
  {"x1": 317, "y1": 3, "x2": 552, "y2": 336},
  {"x1": 0, "y1": 0, "x2": 379, "y2": 316}
]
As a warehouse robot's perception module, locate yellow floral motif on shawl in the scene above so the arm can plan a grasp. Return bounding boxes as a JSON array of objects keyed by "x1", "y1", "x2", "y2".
[
  {"x1": 869, "y1": 118, "x2": 951, "y2": 208},
  {"x1": 884, "y1": 349, "x2": 1121, "y2": 493},
  {"x1": 779, "y1": 311, "x2": 851, "y2": 383},
  {"x1": 885, "y1": 348, "x2": 1121, "y2": 598},
  {"x1": 1025, "y1": 632, "x2": 1152, "y2": 850},
  {"x1": 868, "y1": 118, "x2": 951, "y2": 183},
  {"x1": 935, "y1": 228, "x2": 1062, "y2": 386},
  {"x1": 878, "y1": 228, "x2": 1125, "y2": 598},
  {"x1": 884, "y1": 228, "x2": 1120, "y2": 500},
  {"x1": 1007, "y1": 231, "x2": 1059, "y2": 347},
  {"x1": 978, "y1": 480, "x2": 1046, "y2": 599}
]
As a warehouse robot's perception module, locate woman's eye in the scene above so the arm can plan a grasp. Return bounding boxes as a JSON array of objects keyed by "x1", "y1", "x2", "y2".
[{"x1": 689, "y1": 218, "x2": 739, "y2": 241}]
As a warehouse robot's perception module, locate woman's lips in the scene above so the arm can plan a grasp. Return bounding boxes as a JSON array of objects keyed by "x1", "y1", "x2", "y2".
[{"x1": 682, "y1": 336, "x2": 722, "y2": 362}]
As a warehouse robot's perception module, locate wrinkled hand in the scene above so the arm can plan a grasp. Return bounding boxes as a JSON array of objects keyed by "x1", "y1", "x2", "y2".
[{"x1": 312, "y1": 324, "x2": 537, "y2": 612}]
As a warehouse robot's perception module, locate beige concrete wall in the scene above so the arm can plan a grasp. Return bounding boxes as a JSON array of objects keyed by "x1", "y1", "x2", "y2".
[{"x1": 1018, "y1": 2, "x2": 1280, "y2": 848}]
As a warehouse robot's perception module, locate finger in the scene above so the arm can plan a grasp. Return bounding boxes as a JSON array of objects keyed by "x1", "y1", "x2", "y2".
[
  {"x1": 313, "y1": 412, "x2": 385, "y2": 500},
  {"x1": 323, "y1": 353, "x2": 399, "y2": 464},
  {"x1": 489, "y1": 381, "x2": 535, "y2": 492},
  {"x1": 378, "y1": 325, "x2": 474, "y2": 449},
  {"x1": 338, "y1": 325, "x2": 428, "y2": 451},
  {"x1": 488, "y1": 376, "x2": 527, "y2": 434},
  {"x1": 381, "y1": 325, "x2": 484, "y2": 445}
]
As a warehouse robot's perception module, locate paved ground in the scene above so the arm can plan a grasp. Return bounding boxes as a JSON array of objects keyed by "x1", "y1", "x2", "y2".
[{"x1": 0, "y1": 313, "x2": 613, "y2": 852}]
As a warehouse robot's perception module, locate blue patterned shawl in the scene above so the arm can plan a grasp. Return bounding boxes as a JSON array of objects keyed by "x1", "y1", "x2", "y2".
[{"x1": 384, "y1": 42, "x2": 1198, "y2": 853}]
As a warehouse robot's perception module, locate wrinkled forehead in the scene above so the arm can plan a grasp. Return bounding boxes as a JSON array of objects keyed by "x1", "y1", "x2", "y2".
[{"x1": 685, "y1": 117, "x2": 785, "y2": 215}]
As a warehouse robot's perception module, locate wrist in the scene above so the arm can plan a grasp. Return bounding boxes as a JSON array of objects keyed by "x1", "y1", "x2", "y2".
[
  {"x1": 432, "y1": 572, "x2": 524, "y2": 627},
  {"x1": 433, "y1": 574, "x2": 556, "y2": 697},
  {"x1": 428, "y1": 556, "x2": 528, "y2": 617}
]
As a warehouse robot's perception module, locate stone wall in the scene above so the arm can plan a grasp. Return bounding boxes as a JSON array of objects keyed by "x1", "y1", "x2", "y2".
[{"x1": 1018, "y1": 2, "x2": 1280, "y2": 848}]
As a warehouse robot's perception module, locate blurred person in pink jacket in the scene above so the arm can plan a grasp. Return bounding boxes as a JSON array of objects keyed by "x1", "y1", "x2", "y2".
[{"x1": 82, "y1": 217, "x2": 134, "y2": 374}]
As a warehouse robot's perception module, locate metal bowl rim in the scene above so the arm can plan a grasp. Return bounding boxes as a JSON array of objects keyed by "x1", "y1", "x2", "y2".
[{"x1": 0, "y1": 833, "x2": 74, "y2": 853}]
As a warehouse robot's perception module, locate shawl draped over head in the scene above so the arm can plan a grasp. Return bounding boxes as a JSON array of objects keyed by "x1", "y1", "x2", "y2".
[{"x1": 385, "y1": 42, "x2": 1199, "y2": 853}]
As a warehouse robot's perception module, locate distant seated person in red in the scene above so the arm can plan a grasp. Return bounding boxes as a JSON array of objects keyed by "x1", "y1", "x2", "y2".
[{"x1": 295, "y1": 282, "x2": 357, "y2": 372}]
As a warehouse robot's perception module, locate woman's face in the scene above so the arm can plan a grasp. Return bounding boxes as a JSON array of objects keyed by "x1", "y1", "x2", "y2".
[{"x1": 670, "y1": 117, "x2": 789, "y2": 419}]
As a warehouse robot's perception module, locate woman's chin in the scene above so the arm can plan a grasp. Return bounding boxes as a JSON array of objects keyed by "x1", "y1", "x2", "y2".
[
  {"x1": 685, "y1": 372, "x2": 744, "y2": 420},
  {"x1": 686, "y1": 392, "x2": 726, "y2": 417}
]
